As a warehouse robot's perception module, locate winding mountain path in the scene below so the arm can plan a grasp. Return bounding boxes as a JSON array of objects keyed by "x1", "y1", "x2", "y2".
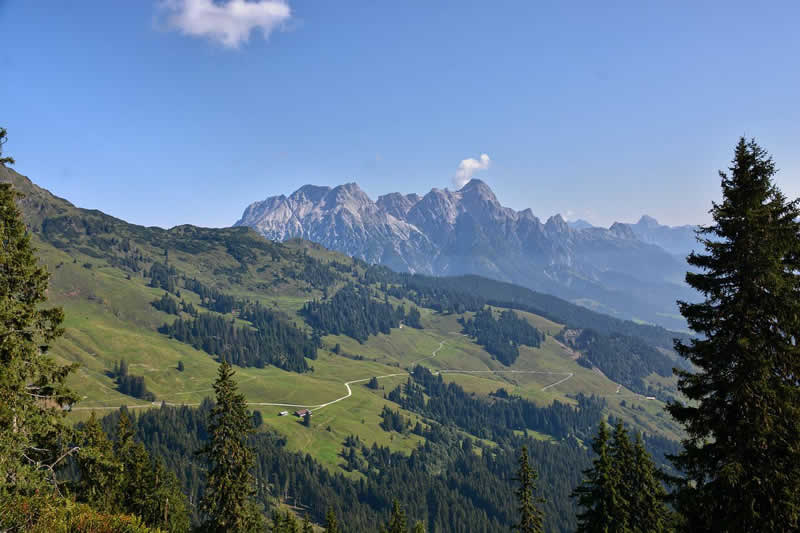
[{"x1": 73, "y1": 340, "x2": 576, "y2": 412}]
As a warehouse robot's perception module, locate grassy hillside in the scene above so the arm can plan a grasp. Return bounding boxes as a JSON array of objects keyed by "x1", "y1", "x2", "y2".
[{"x1": 3, "y1": 164, "x2": 683, "y2": 473}]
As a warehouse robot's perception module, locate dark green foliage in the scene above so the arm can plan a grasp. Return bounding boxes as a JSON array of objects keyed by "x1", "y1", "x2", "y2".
[
  {"x1": 572, "y1": 421, "x2": 627, "y2": 532},
  {"x1": 151, "y1": 292, "x2": 180, "y2": 315},
  {"x1": 113, "y1": 411, "x2": 190, "y2": 532},
  {"x1": 367, "y1": 376, "x2": 380, "y2": 389},
  {"x1": 302, "y1": 411, "x2": 311, "y2": 427},
  {"x1": 666, "y1": 139, "x2": 800, "y2": 532},
  {"x1": 177, "y1": 360, "x2": 185, "y2": 372},
  {"x1": 0, "y1": 175, "x2": 78, "y2": 505},
  {"x1": 112, "y1": 359, "x2": 155, "y2": 401},
  {"x1": 459, "y1": 307, "x2": 543, "y2": 365},
  {"x1": 160, "y1": 303, "x2": 315, "y2": 372},
  {"x1": 198, "y1": 362, "x2": 262, "y2": 532},
  {"x1": 379, "y1": 406, "x2": 409, "y2": 433},
  {"x1": 183, "y1": 278, "x2": 237, "y2": 313},
  {"x1": 103, "y1": 399, "x2": 595, "y2": 532},
  {"x1": 573, "y1": 421, "x2": 672, "y2": 533},
  {"x1": 566, "y1": 329, "x2": 675, "y2": 398},
  {"x1": 324, "y1": 507, "x2": 341, "y2": 533},
  {"x1": 0, "y1": 128, "x2": 14, "y2": 166},
  {"x1": 148, "y1": 261, "x2": 177, "y2": 293},
  {"x1": 390, "y1": 366, "x2": 605, "y2": 442},
  {"x1": 301, "y1": 284, "x2": 405, "y2": 342},
  {"x1": 71, "y1": 410, "x2": 191, "y2": 532},
  {"x1": 628, "y1": 433, "x2": 671, "y2": 533},
  {"x1": 404, "y1": 306, "x2": 423, "y2": 329},
  {"x1": 366, "y1": 264, "x2": 684, "y2": 350},
  {"x1": 74, "y1": 413, "x2": 122, "y2": 510},
  {"x1": 271, "y1": 510, "x2": 301, "y2": 533},
  {"x1": 281, "y1": 254, "x2": 345, "y2": 289},
  {"x1": 514, "y1": 446, "x2": 544, "y2": 533},
  {"x1": 382, "y1": 500, "x2": 407, "y2": 533},
  {"x1": 181, "y1": 300, "x2": 197, "y2": 316}
]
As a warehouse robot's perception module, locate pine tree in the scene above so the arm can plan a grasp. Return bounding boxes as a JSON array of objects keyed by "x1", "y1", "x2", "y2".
[
  {"x1": 666, "y1": 138, "x2": 800, "y2": 532},
  {"x1": 0, "y1": 130, "x2": 78, "y2": 506},
  {"x1": 610, "y1": 422, "x2": 634, "y2": 532},
  {"x1": 0, "y1": 128, "x2": 14, "y2": 165},
  {"x1": 384, "y1": 499, "x2": 408, "y2": 533},
  {"x1": 628, "y1": 433, "x2": 671, "y2": 533},
  {"x1": 74, "y1": 413, "x2": 122, "y2": 510},
  {"x1": 324, "y1": 506, "x2": 341, "y2": 533},
  {"x1": 513, "y1": 445, "x2": 544, "y2": 533},
  {"x1": 302, "y1": 513, "x2": 314, "y2": 533},
  {"x1": 572, "y1": 421, "x2": 628, "y2": 533},
  {"x1": 114, "y1": 409, "x2": 191, "y2": 532},
  {"x1": 198, "y1": 361, "x2": 261, "y2": 532}
]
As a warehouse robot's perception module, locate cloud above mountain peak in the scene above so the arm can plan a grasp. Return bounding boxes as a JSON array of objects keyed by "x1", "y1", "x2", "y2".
[
  {"x1": 453, "y1": 153, "x2": 490, "y2": 189},
  {"x1": 159, "y1": 0, "x2": 291, "y2": 48}
]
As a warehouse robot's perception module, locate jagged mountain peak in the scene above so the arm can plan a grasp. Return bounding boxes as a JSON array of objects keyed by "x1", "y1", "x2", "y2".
[
  {"x1": 291, "y1": 184, "x2": 331, "y2": 202},
  {"x1": 609, "y1": 221, "x2": 637, "y2": 239},
  {"x1": 459, "y1": 178, "x2": 501, "y2": 206},
  {"x1": 328, "y1": 182, "x2": 373, "y2": 211},
  {"x1": 636, "y1": 214, "x2": 660, "y2": 228},
  {"x1": 544, "y1": 214, "x2": 570, "y2": 234},
  {"x1": 376, "y1": 192, "x2": 422, "y2": 219}
]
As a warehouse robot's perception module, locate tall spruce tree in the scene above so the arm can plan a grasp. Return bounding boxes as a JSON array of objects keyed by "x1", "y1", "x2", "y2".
[
  {"x1": 513, "y1": 445, "x2": 545, "y2": 533},
  {"x1": 610, "y1": 422, "x2": 634, "y2": 532},
  {"x1": 666, "y1": 138, "x2": 800, "y2": 531},
  {"x1": 383, "y1": 500, "x2": 408, "y2": 533},
  {"x1": 198, "y1": 361, "x2": 261, "y2": 532},
  {"x1": 572, "y1": 421, "x2": 629, "y2": 533},
  {"x1": 114, "y1": 410, "x2": 190, "y2": 532},
  {"x1": 324, "y1": 506, "x2": 341, "y2": 533},
  {"x1": 0, "y1": 129, "x2": 78, "y2": 509},
  {"x1": 629, "y1": 433, "x2": 671, "y2": 533},
  {"x1": 74, "y1": 413, "x2": 122, "y2": 510}
]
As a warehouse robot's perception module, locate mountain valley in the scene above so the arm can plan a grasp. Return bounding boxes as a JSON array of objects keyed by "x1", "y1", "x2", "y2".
[{"x1": 2, "y1": 163, "x2": 685, "y2": 531}]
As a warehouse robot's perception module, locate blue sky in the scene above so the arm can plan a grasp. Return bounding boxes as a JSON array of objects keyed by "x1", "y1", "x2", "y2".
[{"x1": 2, "y1": 1, "x2": 798, "y2": 229}]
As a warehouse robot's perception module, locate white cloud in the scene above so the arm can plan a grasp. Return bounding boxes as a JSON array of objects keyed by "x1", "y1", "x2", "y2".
[
  {"x1": 453, "y1": 153, "x2": 490, "y2": 189},
  {"x1": 160, "y1": 0, "x2": 291, "y2": 48}
]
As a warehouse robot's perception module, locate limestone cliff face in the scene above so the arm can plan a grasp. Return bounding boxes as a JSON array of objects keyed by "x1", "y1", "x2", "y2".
[{"x1": 235, "y1": 179, "x2": 693, "y2": 328}]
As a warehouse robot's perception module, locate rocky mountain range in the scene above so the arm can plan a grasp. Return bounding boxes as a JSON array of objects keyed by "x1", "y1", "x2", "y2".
[
  {"x1": 569, "y1": 216, "x2": 699, "y2": 257},
  {"x1": 236, "y1": 179, "x2": 696, "y2": 329}
]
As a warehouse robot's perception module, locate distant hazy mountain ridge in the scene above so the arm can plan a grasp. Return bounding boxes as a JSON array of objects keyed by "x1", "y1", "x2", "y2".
[{"x1": 236, "y1": 179, "x2": 695, "y2": 329}]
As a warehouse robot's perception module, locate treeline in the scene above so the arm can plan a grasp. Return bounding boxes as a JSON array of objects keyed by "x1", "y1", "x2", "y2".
[
  {"x1": 158, "y1": 277, "x2": 318, "y2": 372},
  {"x1": 573, "y1": 421, "x2": 672, "y2": 531},
  {"x1": 360, "y1": 264, "x2": 684, "y2": 350},
  {"x1": 459, "y1": 307, "x2": 543, "y2": 365},
  {"x1": 65, "y1": 411, "x2": 190, "y2": 531},
  {"x1": 301, "y1": 284, "x2": 411, "y2": 342},
  {"x1": 148, "y1": 261, "x2": 178, "y2": 293},
  {"x1": 98, "y1": 400, "x2": 589, "y2": 532},
  {"x1": 183, "y1": 277, "x2": 237, "y2": 314},
  {"x1": 561, "y1": 329, "x2": 675, "y2": 397},
  {"x1": 363, "y1": 265, "x2": 484, "y2": 314},
  {"x1": 159, "y1": 303, "x2": 316, "y2": 372},
  {"x1": 112, "y1": 359, "x2": 155, "y2": 401},
  {"x1": 151, "y1": 292, "x2": 197, "y2": 316},
  {"x1": 280, "y1": 253, "x2": 353, "y2": 289},
  {"x1": 388, "y1": 366, "x2": 605, "y2": 443}
]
